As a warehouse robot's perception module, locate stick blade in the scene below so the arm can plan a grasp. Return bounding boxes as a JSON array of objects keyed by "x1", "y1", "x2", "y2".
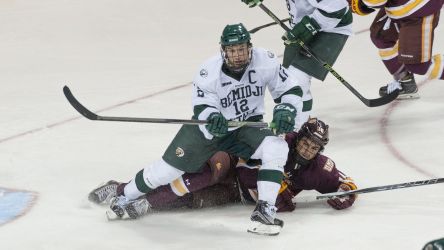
[
  {"x1": 366, "y1": 89, "x2": 400, "y2": 107},
  {"x1": 63, "y1": 86, "x2": 99, "y2": 120}
]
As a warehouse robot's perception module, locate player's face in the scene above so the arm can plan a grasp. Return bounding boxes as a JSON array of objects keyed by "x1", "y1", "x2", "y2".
[
  {"x1": 223, "y1": 43, "x2": 250, "y2": 72},
  {"x1": 296, "y1": 137, "x2": 321, "y2": 160}
]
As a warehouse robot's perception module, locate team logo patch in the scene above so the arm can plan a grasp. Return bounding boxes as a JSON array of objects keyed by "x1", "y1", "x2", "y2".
[
  {"x1": 267, "y1": 51, "x2": 275, "y2": 58},
  {"x1": 216, "y1": 162, "x2": 222, "y2": 170},
  {"x1": 175, "y1": 147, "x2": 185, "y2": 157},
  {"x1": 323, "y1": 158, "x2": 335, "y2": 172},
  {"x1": 0, "y1": 187, "x2": 37, "y2": 226},
  {"x1": 200, "y1": 69, "x2": 208, "y2": 78}
]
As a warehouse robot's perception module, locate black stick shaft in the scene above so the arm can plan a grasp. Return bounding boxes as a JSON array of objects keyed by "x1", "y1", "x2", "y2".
[
  {"x1": 249, "y1": 18, "x2": 290, "y2": 34},
  {"x1": 316, "y1": 178, "x2": 444, "y2": 200},
  {"x1": 63, "y1": 86, "x2": 269, "y2": 128}
]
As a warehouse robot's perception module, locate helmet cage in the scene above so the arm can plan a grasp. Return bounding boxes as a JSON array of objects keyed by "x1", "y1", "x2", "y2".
[{"x1": 221, "y1": 43, "x2": 252, "y2": 73}]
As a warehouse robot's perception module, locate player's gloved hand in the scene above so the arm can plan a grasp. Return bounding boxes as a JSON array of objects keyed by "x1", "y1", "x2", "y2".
[
  {"x1": 206, "y1": 112, "x2": 228, "y2": 137},
  {"x1": 271, "y1": 103, "x2": 296, "y2": 135},
  {"x1": 283, "y1": 16, "x2": 321, "y2": 45},
  {"x1": 241, "y1": 0, "x2": 263, "y2": 8},
  {"x1": 275, "y1": 182, "x2": 296, "y2": 212},
  {"x1": 347, "y1": 0, "x2": 375, "y2": 16},
  {"x1": 327, "y1": 178, "x2": 358, "y2": 210}
]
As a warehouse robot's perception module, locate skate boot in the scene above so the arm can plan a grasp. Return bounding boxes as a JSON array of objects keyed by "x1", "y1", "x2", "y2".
[
  {"x1": 107, "y1": 195, "x2": 151, "y2": 220},
  {"x1": 379, "y1": 72, "x2": 419, "y2": 99},
  {"x1": 88, "y1": 180, "x2": 119, "y2": 204},
  {"x1": 247, "y1": 200, "x2": 284, "y2": 236}
]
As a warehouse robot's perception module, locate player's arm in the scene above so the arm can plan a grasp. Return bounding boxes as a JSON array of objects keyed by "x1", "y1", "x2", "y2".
[
  {"x1": 314, "y1": 157, "x2": 358, "y2": 210},
  {"x1": 192, "y1": 81, "x2": 228, "y2": 139},
  {"x1": 267, "y1": 61, "x2": 302, "y2": 134}
]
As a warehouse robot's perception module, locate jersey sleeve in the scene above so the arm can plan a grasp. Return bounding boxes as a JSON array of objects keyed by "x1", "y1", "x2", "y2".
[
  {"x1": 266, "y1": 59, "x2": 298, "y2": 100},
  {"x1": 313, "y1": 156, "x2": 343, "y2": 194},
  {"x1": 260, "y1": 50, "x2": 304, "y2": 116},
  {"x1": 191, "y1": 64, "x2": 221, "y2": 140}
]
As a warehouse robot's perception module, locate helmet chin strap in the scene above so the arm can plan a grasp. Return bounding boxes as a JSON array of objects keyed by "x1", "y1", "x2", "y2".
[{"x1": 294, "y1": 150, "x2": 312, "y2": 166}]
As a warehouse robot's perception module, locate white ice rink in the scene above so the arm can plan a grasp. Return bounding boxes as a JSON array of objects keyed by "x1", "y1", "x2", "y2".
[{"x1": 1, "y1": 1, "x2": 443, "y2": 249}]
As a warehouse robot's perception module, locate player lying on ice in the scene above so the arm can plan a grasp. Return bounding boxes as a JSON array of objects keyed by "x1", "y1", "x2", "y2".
[{"x1": 89, "y1": 118, "x2": 358, "y2": 233}]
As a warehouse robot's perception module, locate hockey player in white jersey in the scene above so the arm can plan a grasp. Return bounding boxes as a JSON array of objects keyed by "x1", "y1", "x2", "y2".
[
  {"x1": 106, "y1": 23, "x2": 304, "y2": 236},
  {"x1": 242, "y1": 0, "x2": 353, "y2": 128}
]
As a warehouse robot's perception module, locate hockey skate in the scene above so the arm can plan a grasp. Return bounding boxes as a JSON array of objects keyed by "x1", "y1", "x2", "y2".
[
  {"x1": 247, "y1": 200, "x2": 284, "y2": 236},
  {"x1": 379, "y1": 73, "x2": 419, "y2": 99},
  {"x1": 88, "y1": 180, "x2": 119, "y2": 204},
  {"x1": 107, "y1": 195, "x2": 151, "y2": 220}
]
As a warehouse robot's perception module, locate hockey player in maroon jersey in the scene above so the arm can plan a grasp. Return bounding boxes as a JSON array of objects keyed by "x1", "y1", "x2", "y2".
[
  {"x1": 348, "y1": 0, "x2": 444, "y2": 99},
  {"x1": 236, "y1": 117, "x2": 357, "y2": 211},
  {"x1": 89, "y1": 118, "x2": 357, "y2": 215}
]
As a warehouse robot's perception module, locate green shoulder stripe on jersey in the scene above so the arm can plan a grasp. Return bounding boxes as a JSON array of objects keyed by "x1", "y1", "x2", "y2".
[
  {"x1": 318, "y1": 7, "x2": 347, "y2": 20},
  {"x1": 258, "y1": 169, "x2": 284, "y2": 184},
  {"x1": 336, "y1": 9, "x2": 353, "y2": 27},
  {"x1": 192, "y1": 104, "x2": 217, "y2": 119},
  {"x1": 302, "y1": 99, "x2": 313, "y2": 112},
  {"x1": 273, "y1": 86, "x2": 303, "y2": 103}
]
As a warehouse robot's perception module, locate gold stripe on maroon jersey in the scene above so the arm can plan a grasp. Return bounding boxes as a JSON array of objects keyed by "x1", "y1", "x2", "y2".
[
  {"x1": 421, "y1": 14, "x2": 434, "y2": 62},
  {"x1": 378, "y1": 42, "x2": 399, "y2": 61},
  {"x1": 429, "y1": 54, "x2": 443, "y2": 79},
  {"x1": 170, "y1": 178, "x2": 189, "y2": 196},
  {"x1": 385, "y1": 0, "x2": 430, "y2": 19},
  {"x1": 362, "y1": 0, "x2": 387, "y2": 7}
]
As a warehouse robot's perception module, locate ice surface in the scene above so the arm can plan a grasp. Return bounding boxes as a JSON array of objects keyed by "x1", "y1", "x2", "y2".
[{"x1": 0, "y1": 1, "x2": 443, "y2": 249}]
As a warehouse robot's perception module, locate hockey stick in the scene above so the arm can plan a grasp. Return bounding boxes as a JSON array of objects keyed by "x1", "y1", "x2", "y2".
[
  {"x1": 257, "y1": 4, "x2": 400, "y2": 108},
  {"x1": 63, "y1": 86, "x2": 269, "y2": 128},
  {"x1": 316, "y1": 177, "x2": 444, "y2": 200},
  {"x1": 249, "y1": 18, "x2": 290, "y2": 34}
]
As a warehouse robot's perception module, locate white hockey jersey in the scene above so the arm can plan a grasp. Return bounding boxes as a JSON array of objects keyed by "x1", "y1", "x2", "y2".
[
  {"x1": 192, "y1": 47, "x2": 301, "y2": 139},
  {"x1": 286, "y1": 0, "x2": 353, "y2": 36}
]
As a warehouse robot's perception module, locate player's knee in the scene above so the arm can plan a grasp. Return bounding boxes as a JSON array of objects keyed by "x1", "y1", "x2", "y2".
[
  {"x1": 259, "y1": 136, "x2": 288, "y2": 169},
  {"x1": 144, "y1": 159, "x2": 185, "y2": 189}
]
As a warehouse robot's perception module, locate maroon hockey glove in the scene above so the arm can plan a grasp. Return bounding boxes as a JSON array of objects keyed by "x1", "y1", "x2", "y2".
[
  {"x1": 275, "y1": 182, "x2": 296, "y2": 212},
  {"x1": 327, "y1": 180, "x2": 357, "y2": 210}
]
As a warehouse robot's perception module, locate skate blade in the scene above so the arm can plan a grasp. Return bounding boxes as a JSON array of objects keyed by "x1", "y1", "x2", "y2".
[
  {"x1": 396, "y1": 92, "x2": 420, "y2": 100},
  {"x1": 247, "y1": 221, "x2": 281, "y2": 236},
  {"x1": 105, "y1": 210, "x2": 127, "y2": 221}
]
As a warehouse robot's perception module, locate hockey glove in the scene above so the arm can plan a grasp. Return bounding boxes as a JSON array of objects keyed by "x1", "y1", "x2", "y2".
[
  {"x1": 275, "y1": 182, "x2": 296, "y2": 212},
  {"x1": 327, "y1": 178, "x2": 358, "y2": 210},
  {"x1": 283, "y1": 16, "x2": 321, "y2": 45},
  {"x1": 347, "y1": 0, "x2": 375, "y2": 16},
  {"x1": 206, "y1": 112, "x2": 228, "y2": 138},
  {"x1": 271, "y1": 103, "x2": 296, "y2": 135},
  {"x1": 241, "y1": 0, "x2": 263, "y2": 8}
]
